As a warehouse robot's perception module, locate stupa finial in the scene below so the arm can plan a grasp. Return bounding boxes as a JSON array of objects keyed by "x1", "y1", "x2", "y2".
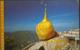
[
  {"x1": 44, "y1": 8, "x2": 47, "y2": 19},
  {"x1": 43, "y1": 3, "x2": 48, "y2": 21}
]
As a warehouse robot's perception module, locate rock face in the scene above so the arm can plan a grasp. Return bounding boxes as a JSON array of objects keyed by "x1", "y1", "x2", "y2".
[
  {"x1": 24, "y1": 36, "x2": 69, "y2": 50},
  {"x1": 36, "y1": 8, "x2": 56, "y2": 40}
]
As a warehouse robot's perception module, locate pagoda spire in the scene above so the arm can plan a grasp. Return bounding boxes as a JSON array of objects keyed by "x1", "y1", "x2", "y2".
[
  {"x1": 43, "y1": 7, "x2": 48, "y2": 22},
  {"x1": 44, "y1": 8, "x2": 47, "y2": 19}
]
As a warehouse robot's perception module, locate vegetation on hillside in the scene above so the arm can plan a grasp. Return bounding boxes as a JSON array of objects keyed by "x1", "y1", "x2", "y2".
[{"x1": 5, "y1": 31, "x2": 38, "y2": 50}]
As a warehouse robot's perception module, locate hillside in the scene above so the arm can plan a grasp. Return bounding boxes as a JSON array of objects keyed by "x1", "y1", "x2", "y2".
[{"x1": 5, "y1": 31, "x2": 38, "y2": 50}]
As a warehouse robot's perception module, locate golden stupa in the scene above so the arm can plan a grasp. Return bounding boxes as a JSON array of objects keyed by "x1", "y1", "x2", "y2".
[{"x1": 36, "y1": 8, "x2": 57, "y2": 40}]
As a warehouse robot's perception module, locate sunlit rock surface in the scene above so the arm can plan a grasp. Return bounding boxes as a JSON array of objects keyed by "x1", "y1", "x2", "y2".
[{"x1": 24, "y1": 36, "x2": 69, "y2": 50}]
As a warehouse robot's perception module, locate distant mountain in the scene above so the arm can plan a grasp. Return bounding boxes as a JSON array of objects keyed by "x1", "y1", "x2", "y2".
[{"x1": 4, "y1": 31, "x2": 38, "y2": 50}]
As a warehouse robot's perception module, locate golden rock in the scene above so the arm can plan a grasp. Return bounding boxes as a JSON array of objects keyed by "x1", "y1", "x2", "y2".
[{"x1": 36, "y1": 8, "x2": 56, "y2": 40}]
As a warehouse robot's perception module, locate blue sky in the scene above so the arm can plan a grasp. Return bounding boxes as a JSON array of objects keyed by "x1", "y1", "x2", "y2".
[{"x1": 4, "y1": 0, "x2": 79, "y2": 32}]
